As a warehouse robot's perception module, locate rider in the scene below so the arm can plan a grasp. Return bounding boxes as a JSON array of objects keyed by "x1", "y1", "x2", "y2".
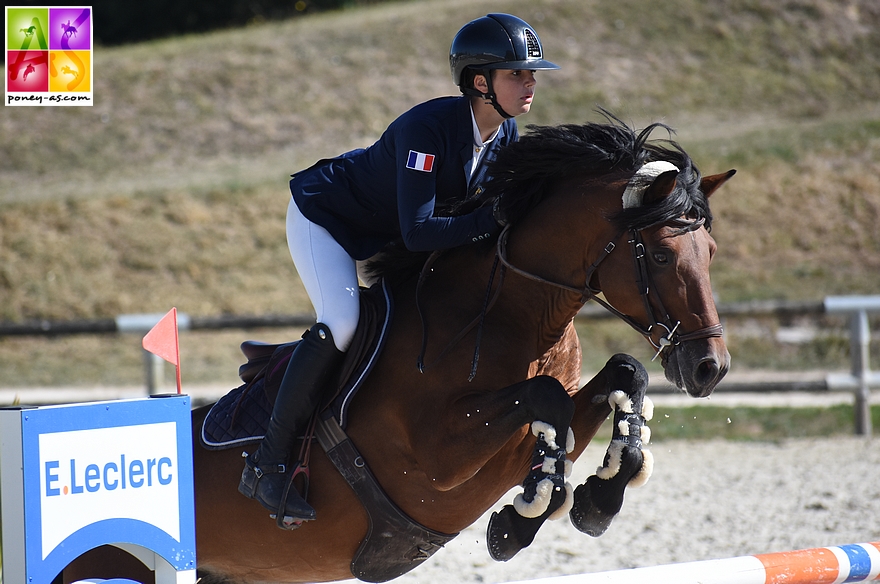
[{"x1": 239, "y1": 13, "x2": 559, "y2": 528}]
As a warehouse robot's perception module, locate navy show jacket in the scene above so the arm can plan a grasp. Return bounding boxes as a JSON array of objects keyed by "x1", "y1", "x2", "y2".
[{"x1": 290, "y1": 95, "x2": 517, "y2": 260}]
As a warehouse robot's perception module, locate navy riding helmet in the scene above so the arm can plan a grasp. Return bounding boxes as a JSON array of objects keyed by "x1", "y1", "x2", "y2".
[{"x1": 449, "y1": 13, "x2": 559, "y2": 118}]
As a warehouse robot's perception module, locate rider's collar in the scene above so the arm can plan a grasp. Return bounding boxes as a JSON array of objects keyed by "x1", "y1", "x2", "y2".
[{"x1": 469, "y1": 102, "x2": 499, "y2": 152}]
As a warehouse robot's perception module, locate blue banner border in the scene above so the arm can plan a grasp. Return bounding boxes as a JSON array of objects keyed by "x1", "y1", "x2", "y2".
[{"x1": 20, "y1": 396, "x2": 196, "y2": 582}]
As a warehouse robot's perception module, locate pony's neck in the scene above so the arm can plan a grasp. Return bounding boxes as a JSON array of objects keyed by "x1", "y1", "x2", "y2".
[
  {"x1": 491, "y1": 236, "x2": 588, "y2": 354},
  {"x1": 489, "y1": 185, "x2": 623, "y2": 355}
]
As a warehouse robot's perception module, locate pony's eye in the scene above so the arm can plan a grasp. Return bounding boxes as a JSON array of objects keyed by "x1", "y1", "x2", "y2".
[{"x1": 653, "y1": 252, "x2": 669, "y2": 265}]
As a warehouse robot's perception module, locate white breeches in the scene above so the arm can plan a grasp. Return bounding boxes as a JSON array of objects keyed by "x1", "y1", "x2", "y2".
[{"x1": 286, "y1": 198, "x2": 359, "y2": 352}]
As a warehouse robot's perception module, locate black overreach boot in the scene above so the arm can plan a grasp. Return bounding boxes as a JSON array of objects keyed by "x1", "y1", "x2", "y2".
[{"x1": 238, "y1": 322, "x2": 343, "y2": 529}]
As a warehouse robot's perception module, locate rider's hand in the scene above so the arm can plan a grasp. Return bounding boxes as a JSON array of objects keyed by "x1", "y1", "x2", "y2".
[{"x1": 492, "y1": 197, "x2": 508, "y2": 227}]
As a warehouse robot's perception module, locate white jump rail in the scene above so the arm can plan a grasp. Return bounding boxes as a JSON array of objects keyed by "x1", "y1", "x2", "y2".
[{"x1": 503, "y1": 542, "x2": 880, "y2": 584}]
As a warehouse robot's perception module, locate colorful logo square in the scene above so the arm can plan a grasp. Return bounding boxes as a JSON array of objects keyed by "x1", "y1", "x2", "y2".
[
  {"x1": 6, "y1": 8, "x2": 49, "y2": 51},
  {"x1": 5, "y1": 6, "x2": 92, "y2": 106},
  {"x1": 49, "y1": 50, "x2": 90, "y2": 92},
  {"x1": 7, "y1": 50, "x2": 49, "y2": 92},
  {"x1": 49, "y1": 7, "x2": 90, "y2": 51}
]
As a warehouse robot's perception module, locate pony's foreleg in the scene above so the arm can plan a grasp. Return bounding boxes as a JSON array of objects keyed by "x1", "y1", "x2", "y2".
[
  {"x1": 486, "y1": 377, "x2": 576, "y2": 562},
  {"x1": 487, "y1": 421, "x2": 575, "y2": 562},
  {"x1": 569, "y1": 353, "x2": 653, "y2": 537}
]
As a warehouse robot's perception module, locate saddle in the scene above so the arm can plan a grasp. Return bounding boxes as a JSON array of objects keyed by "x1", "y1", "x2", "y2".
[
  {"x1": 200, "y1": 278, "x2": 392, "y2": 449},
  {"x1": 200, "y1": 279, "x2": 458, "y2": 583}
]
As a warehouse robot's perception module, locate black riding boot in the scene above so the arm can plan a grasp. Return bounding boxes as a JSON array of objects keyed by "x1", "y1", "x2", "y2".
[{"x1": 239, "y1": 322, "x2": 343, "y2": 528}]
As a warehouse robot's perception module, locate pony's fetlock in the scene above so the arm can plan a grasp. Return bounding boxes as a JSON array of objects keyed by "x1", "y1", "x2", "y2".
[
  {"x1": 596, "y1": 393, "x2": 653, "y2": 485},
  {"x1": 513, "y1": 422, "x2": 574, "y2": 519},
  {"x1": 569, "y1": 388, "x2": 654, "y2": 536}
]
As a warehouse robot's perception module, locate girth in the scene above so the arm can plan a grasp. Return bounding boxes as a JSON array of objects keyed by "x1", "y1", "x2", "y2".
[{"x1": 315, "y1": 412, "x2": 458, "y2": 583}]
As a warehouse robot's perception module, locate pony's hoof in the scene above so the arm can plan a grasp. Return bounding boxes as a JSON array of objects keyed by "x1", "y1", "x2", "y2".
[
  {"x1": 487, "y1": 486, "x2": 567, "y2": 561},
  {"x1": 487, "y1": 506, "x2": 529, "y2": 562},
  {"x1": 569, "y1": 445, "x2": 645, "y2": 536},
  {"x1": 569, "y1": 480, "x2": 615, "y2": 537},
  {"x1": 570, "y1": 443, "x2": 645, "y2": 536}
]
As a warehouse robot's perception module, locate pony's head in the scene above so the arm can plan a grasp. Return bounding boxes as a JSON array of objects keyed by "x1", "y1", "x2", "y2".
[{"x1": 482, "y1": 111, "x2": 733, "y2": 397}]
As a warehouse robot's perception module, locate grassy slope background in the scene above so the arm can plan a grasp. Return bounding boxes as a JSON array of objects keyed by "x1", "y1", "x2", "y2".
[{"x1": 1, "y1": 0, "x2": 879, "y2": 389}]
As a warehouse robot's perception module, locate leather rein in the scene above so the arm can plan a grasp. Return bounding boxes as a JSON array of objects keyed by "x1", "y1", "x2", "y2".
[
  {"x1": 415, "y1": 216, "x2": 723, "y2": 379},
  {"x1": 494, "y1": 218, "x2": 724, "y2": 362}
]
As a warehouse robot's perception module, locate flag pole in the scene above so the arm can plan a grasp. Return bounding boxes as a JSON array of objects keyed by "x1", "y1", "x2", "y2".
[{"x1": 170, "y1": 307, "x2": 181, "y2": 394}]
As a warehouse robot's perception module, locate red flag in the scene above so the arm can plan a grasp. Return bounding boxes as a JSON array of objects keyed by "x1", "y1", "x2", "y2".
[{"x1": 142, "y1": 308, "x2": 182, "y2": 393}]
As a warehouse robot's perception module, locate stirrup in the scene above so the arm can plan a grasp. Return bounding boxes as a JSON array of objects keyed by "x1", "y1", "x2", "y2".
[{"x1": 271, "y1": 460, "x2": 312, "y2": 530}]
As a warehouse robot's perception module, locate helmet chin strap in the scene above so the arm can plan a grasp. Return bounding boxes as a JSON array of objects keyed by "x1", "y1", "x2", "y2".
[{"x1": 462, "y1": 70, "x2": 514, "y2": 119}]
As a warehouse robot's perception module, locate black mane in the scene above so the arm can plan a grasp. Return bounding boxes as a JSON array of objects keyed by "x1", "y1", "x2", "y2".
[
  {"x1": 366, "y1": 111, "x2": 712, "y2": 284},
  {"x1": 482, "y1": 111, "x2": 711, "y2": 231}
]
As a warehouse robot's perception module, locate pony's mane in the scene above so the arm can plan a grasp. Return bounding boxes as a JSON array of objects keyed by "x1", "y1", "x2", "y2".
[{"x1": 366, "y1": 111, "x2": 712, "y2": 284}]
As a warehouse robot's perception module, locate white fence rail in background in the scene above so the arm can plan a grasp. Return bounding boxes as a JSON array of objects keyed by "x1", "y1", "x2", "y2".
[
  {"x1": 1, "y1": 296, "x2": 877, "y2": 433},
  {"x1": 824, "y1": 295, "x2": 880, "y2": 435}
]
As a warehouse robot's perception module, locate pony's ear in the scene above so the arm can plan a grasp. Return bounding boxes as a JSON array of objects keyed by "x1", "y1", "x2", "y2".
[
  {"x1": 641, "y1": 169, "x2": 679, "y2": 205},
  {"x1": 700, "y1": 169, "x2": 736, "y2": 198}
]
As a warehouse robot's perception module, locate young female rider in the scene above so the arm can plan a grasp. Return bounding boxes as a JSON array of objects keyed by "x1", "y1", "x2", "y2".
[{"x1": 239, "y1": 13, "x2": 559, "y2": 528}]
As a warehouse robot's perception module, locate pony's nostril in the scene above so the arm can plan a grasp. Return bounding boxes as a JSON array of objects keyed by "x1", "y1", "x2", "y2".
[{"x1": 696, "y1": 358, "x2": 720, "y2": 386}]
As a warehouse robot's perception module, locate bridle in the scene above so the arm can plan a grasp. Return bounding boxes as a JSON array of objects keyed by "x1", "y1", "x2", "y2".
[
  {"x1": 494, "y1": 218, "x2": 724, "y2": 361},
  {"x1": 415, "y1": 215, "x2": 723, "y2": 380}
]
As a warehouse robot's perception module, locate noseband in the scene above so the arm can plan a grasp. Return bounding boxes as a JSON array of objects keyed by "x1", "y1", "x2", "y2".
[{"x1": 495, "y1": 218, "x2": 724, "y2": 361}]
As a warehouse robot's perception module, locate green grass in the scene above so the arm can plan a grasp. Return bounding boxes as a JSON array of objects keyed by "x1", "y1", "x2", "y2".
[
  {"x1": 685, "y1": 117, "x2": 880, "y2": 171},
  {"x1": 649, "y1": 404, "x2": 880, "y2": 440},
  {"x1": 1, "y1": 0, "x2": 879, "y2": 389},
  {"x1": 2, "y1": 0, "x2": 879, "y2": 321}
]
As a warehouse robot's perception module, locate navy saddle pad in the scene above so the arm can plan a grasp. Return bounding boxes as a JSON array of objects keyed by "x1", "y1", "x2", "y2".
[{"x1": 200, "y1": 279, "x2": 393, "y2": 450}]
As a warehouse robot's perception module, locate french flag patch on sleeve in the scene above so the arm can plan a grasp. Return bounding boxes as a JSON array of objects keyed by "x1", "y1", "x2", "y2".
[{"x1": 406, "y1": 150, "x2": 436, "y2": 172}]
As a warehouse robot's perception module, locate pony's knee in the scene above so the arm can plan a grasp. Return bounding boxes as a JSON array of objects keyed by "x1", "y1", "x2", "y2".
[
  {"x1": 528, "y1": 375, "x2": 575, "y2": 424},
  {"x1": 604, "y1": 353, "x2": 648, "y2": 396}
]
